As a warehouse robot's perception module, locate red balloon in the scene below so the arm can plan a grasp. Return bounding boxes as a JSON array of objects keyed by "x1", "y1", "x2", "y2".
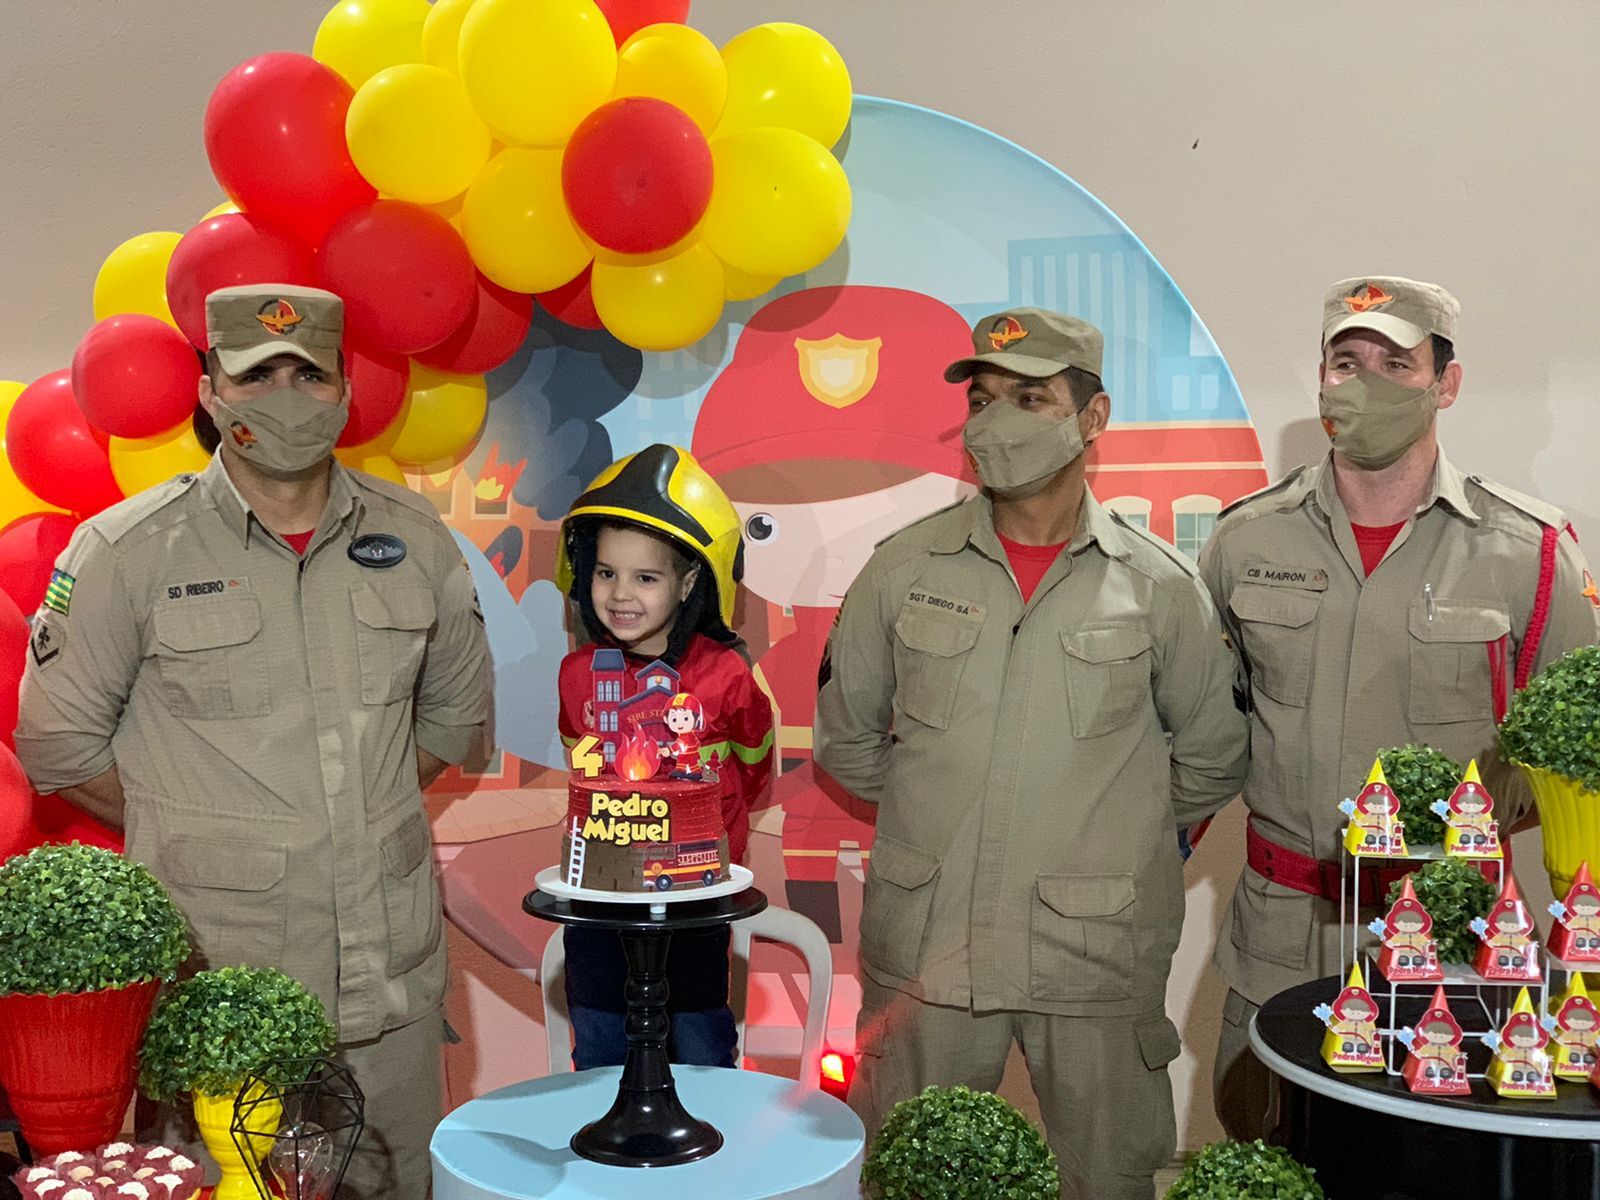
[
  {"x1": 0, "y1": 745, "x2": 33, "y2": 861},
  {"x1": 6, "y1": 373, "x2": 123, "y2": 515},
  {"x1": 0, "y1": 513, "x2": 81, "y2": 615},
  {"x1": 0, "y1": 590, "x2": 27, "y2": 750},
  {"x1": 415, "y1": 274, "x2": 534, "y2": 375},
  {"x1": 594, "y1": 0, "x2": 691, "y2": 45},
  {"x1": 340, "y1": 344, "x2": 410, "y2": 448},
  {"x1": 205, "y1": 53, "x2": 375, "y2": 248},
  {"x1": 71, "y1": 315, "x2": 202, "y2": 439},
  {"x1": 27, "y1": 792, "x2": 123, "y2": 853},
  {"x1": 320, "y1": 201, "x2": 476, "y2": 356},
  {"x1": 561, "y1": 98, "x2": 712, "y2": 255},
  {"x1": 166, "y1": 214, "x2": 319, "y2": 349},
  {"x1": 536, "y1": 264, "x2": 605, "y2": 331}
]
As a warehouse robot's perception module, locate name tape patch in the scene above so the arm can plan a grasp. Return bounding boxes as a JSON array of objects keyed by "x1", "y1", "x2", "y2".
[{"x1": 1242, "y1": 564, "x2": 1329, "y2": 591}]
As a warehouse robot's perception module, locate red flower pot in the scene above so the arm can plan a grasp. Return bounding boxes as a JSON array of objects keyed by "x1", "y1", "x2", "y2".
[{"x1": 0, "y1": 980, "x2": 161, "y2": 1154}]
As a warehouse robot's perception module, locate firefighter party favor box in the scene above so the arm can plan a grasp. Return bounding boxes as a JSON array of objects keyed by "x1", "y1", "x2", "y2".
[
  {"x1": 1549, "y1": 972, "x2": 1600, "y2": 1081},
  {"x1": 1431, "y1": 760, "x2": 1502, "y2": 860},
  {"x1": 1368, "y1": 877, "x2": 1443, "y2": 983},
  {"x1": 1470, "y1": 876, "x2": 1542, "y2": 983},
  {"x1": 1341, "y1": 759, "x2": 1409, "y2": 858},
  {"x1": 1397, "y1": 986, "x2": 1471, "y2": 1096},
  {"x1": 1482, "y1": 989, "x2": 1556, "y2": 1099},
  {"x1": 1314, "y1": 963, "x2": 1385, "y2": 1072},
  {"x1": 1548, "y1": 861, "x2": 1600, "y2": 964}
]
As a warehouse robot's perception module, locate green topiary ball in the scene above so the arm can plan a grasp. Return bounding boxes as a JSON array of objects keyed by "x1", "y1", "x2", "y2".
[
  {"x1": 1166, "y1": 1139, "x2": 1323, "y2": 1199},
  {"x1": 862, "y1": 1085, "x2": 1059, "y2": 1200},
  {"x1": 138, "y1": 966, "x2": 336, "y2": 1101},
  {"x1": 1386, "y1": 859, "x2": 1496, "y2": 964},
  {"x1": 0, "y1": 842, "x2": 189, "y2": 995},
  {"x1": 1500, "y1": 644, "x2": 1600, "y2": 792},
  {"x1": 1378, "y1": 745, "x2": 1463, "y2": 847}
]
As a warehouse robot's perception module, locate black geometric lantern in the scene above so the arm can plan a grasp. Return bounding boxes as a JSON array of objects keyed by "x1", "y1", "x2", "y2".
[{"x1": 231, "y1": 1057, "x2": 364, "y2": 1200}]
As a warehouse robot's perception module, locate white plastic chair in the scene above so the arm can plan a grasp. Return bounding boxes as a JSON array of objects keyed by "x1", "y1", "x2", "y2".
[{"x1": 541, "y1": 902, "x2": 834, "y2": 1085}]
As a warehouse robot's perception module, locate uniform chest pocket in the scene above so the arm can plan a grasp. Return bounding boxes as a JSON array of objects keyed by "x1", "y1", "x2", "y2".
[
  {"x1": 1063, "y1": 626, "x2": 1152, "y2": 739},
  {"x1": 1229, "y1": 585, "x2": 1322, "y2": 707},
  {"x1": 1408, "y1": 600, "x2": 1508, "y2": 724},
  {"x1": 152, "y1": 596, "x2": 270, "y2": 719},
  {"x1": 352, "y1": 585, "x2": 436, "y2": 705},
  {"x1": 1029, "y1": 873, "x2": 1137, "y2": 1002},
  {"x1": 892, "y1": 610, "x2": 981, "y2": 730}
]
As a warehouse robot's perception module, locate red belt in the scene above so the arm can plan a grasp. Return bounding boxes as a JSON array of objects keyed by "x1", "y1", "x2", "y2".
[{"x1": 1246, "y1": 818, "x2": 1409, "y2": 904}]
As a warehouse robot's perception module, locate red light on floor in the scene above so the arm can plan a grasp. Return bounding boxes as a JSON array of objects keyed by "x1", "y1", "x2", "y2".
[
  {"x1": 820, "y1": 1052, "x2": 846, "y2": 1083},
  {"x1": 818, "y1": 1049, "x2": 854, "y2": 1099}
]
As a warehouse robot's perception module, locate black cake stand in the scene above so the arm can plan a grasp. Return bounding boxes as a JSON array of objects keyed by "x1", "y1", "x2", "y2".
[{"x1": 523, "y1": 879, "x2": 768, "y2": 1167}]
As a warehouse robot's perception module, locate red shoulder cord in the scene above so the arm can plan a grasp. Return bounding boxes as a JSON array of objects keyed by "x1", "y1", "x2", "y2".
[{"x1": 1490, "y1": 523, "x2": 1573, "y2": 721}]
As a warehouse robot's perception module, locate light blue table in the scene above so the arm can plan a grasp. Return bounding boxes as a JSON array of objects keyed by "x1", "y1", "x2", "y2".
[{"x1": 432, "y1": 1066, "x2": 865, "y2": 1200}]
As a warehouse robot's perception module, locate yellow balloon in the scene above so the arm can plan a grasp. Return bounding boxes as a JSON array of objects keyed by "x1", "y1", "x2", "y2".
[
  {"x1": 202, "y1": 200, "x2": 240, "y2": 220},
  {"x1": 724, "y1": 264, "x2": 779, "y2": 302},
  {"x1": 462, "y1": 148, "x2": 592, "y2": 292},
  {"x1": 458, "y1": 0, "x2": 617, "y2": 145},
  {"x1": 93, "y1": 232, "x2": 182, "y2": 326},
  {"x1": 591, "y1": 241, "x2": 725, "y2": 352},
  {"x1": 313, "y1": 0, "x2": 431, "y2": 89},
  {"x1": 108, "y1": 422, "x2": 210, "y2": 498},
  {"x1": 385, "y1": 366, "x2": 486, "y2": 465},
  {"x1": 702, "y1": 128, "x2": 851, "y2": 278},
  {"x1": 0, "y1": 381, "x2": 65, "y2": 525},
  {"x1": 336, "y1": 441, "x2": 409, "y2": 486},
  {"x1": 614, "y1": 24, "x2": 727, "y2": 134},
  {"x1": 421, "y1": 0, "x2": 476, "y2": 75},
  {"x1": 348, "y1": 64, "x2": 492, "y2": 204},
  {"x1": 717, "y1": 23, "x2": 852, "y2": 148}
]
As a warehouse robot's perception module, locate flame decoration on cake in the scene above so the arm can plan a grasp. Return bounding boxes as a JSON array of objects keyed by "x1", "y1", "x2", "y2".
[{"x1": 616, "y1": 731, "x2": 661, "y2": 782}]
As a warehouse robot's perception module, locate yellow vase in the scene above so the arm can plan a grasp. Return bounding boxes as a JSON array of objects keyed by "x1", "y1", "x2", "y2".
[
  {"x1": 1520, "y1": 765, "x2": 1600, "y2": 898},
  {"x1": 193, "y1": 1083, "x2": 282, "y2": 1200}
]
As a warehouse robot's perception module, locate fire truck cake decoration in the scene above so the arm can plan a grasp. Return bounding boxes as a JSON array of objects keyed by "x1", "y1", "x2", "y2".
[{"x1": 560, "y1": 650, "x2": 731, "y2": 893}]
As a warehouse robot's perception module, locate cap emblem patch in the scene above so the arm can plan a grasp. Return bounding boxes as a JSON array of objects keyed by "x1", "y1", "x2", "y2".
[
  {"x1": 256, "y1": 299, "x2": 304, "y2": 336},
  {"x1": 988, "y1": 315, "x2": 1029, "y2": 350},
  {"x1": 1345, "y1": 283, "x2": 1394, "y2": 313}
]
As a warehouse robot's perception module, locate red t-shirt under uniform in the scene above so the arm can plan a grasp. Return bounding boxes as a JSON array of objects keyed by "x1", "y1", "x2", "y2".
[
  {"x1": 997, "y1": 533, "x2": 1067, "y2": 603},
  {"x1": 1352, "y1": 521, "x2": 1406, "y2": 577}
]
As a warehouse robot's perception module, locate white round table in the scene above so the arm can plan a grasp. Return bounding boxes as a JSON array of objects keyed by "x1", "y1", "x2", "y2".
[{"x1": 431, "y1": 1066, "x2": 865, "y2": 1200}]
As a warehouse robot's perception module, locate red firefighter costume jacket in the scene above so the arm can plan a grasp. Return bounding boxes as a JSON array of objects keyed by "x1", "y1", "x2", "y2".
[{"x1": 558, "y1": 634, "x2": 774, "y2": 862}]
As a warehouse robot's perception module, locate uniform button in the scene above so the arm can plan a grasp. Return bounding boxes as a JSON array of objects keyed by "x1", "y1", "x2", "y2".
[{"x1": 1265, "y1": 866, "x2": 1276, "y2": 878}]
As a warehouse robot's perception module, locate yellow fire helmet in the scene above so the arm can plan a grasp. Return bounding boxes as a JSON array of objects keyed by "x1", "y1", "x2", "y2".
[{"x1": 556, "y1": 443, "x2": 745, "y2": 629}]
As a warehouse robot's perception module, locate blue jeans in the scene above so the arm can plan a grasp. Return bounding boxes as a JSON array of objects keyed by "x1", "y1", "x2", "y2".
[{"x1": 562, "y1": 925, "x2": 737, "y2": 1070}]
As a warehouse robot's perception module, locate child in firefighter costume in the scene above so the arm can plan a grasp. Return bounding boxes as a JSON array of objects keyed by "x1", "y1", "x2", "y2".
[{"x1": 554, "y1": 444, "x2": 774, "y2": 1067}]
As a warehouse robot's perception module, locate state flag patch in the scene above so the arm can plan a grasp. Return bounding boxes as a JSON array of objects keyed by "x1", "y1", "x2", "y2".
[{"x1": 43, "y1": 569, "x2": 74, "y2": 615}]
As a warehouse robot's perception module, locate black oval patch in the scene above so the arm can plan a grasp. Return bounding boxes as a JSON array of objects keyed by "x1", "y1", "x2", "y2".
[{"x1": 349, "y1": 533, "x2": 407, "y2": 569}]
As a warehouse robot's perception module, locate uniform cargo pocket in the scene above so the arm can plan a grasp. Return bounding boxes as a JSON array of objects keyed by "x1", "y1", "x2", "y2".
[
  {"x1": 352, "y1": 585, "x2": 436, "y2": 705},
  {"x1": 1029, "y1": 873, "x2": 1137, "y2": 1002},
  {"x1": 380, "y1": 811, "x2": 442, "y2": 977},
  {"x1": 1062, "y1": 626, "x2": 1152, "y2": 738},
  {"x1": 153, "y1": 595, "x2": 270, "y2": 719},
  {"x1": 892, "y1": 610, "x2": 980, "y2": 730},
  {"x1": 1228, "y1": 585, "x2": 1321, "y2": 707},
  {"x1": 159, "y1": 837, "x2": 288, "y2": 969},
  {"x1": 1230, "y1": 866, "x2": 1313, "y2": 969},
  {"x1": 860, "y1": 834, "x2": 941, "y2": 980},
  {"x1": 1407, "y1": 600, "x2": 1508, "y2": 724}
]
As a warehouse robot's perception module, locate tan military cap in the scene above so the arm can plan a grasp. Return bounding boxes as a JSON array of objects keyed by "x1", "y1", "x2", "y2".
[
  {"x1": 944, "y1": 307, "x2": 1104, "y2": 382},
  {"x1": 1322, "y1": 276, "x2": 1459, "y2": 350},
  {"x1": 205, "y1": 284, "x2": 344, "y2": 376}
]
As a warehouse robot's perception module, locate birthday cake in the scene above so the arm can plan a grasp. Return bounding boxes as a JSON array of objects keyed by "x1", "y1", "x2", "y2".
[{"x1": 559, "y1": 649, "x2": 731, "y2": 893}]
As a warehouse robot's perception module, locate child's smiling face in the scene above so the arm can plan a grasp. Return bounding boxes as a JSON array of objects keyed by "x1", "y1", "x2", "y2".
[{"x1": 591, "y1": 525, "x2": 697, "y2": 659}]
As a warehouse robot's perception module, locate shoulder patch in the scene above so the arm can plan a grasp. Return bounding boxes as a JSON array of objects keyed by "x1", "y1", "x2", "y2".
[
  {"x1": 84, "y1": 472, "x2": 200, "y2": 544},
  {"x1": 1219, "y1": 466, "x2": 1312, "y2": 519},
  {"x1": 1467, "y1": 475, "x2": 1565, "y2": 529},
  {"x1": 1110, "y1": 512, "x2": 1200, "y2": 577}
]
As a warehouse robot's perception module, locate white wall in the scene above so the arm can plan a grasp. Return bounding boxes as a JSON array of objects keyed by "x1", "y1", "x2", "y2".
[{"x1": 4, "y1": 0, "x2": 1594, "y2": 1149}]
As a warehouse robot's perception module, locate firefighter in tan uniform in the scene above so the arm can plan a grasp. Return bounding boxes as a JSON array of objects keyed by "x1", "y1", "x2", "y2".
[
  {"x1": 15, "y1": 285, "x2": 490, "y2": 1199},
  {"x1": 815, "y1": 308, "x2": 1248, "y2": 1200},
  {"x1": 1201, "y1": 276, "x2": 1600, "y2": 1138}
]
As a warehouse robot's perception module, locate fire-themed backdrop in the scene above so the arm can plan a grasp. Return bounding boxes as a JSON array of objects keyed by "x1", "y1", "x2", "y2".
[{"x1": 433, "y1": 96, "x2": 1268, "y2": 1101}]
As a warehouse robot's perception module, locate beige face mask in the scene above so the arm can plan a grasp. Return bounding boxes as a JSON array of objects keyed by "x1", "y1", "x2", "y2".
[
  {"x1": 962, "y1": 401, "x2": 1086, "y2": 497},
  {"x1": 1318, "y1": 370, "x2": 1439, "y2": 471},
  {"x1": 213, "y1": 388, "x2": 349, "y2": 479}
]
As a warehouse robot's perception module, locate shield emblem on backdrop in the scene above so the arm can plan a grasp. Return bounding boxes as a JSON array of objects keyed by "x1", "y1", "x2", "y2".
[{"x1": 794, "y1": 335, "x2": 883, "y2": 409}]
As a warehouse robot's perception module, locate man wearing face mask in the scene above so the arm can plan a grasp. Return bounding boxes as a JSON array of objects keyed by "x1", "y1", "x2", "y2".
[
  {"x1": 15, "y1": 284, "x2": 490, "y2": 1199},
  {"x1": 1201, "y1": 276, "x2": 1600, "y2": 1139},
  {"x1": 815, "y1": 308, "x2": 1248, "y2": 1199}
]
